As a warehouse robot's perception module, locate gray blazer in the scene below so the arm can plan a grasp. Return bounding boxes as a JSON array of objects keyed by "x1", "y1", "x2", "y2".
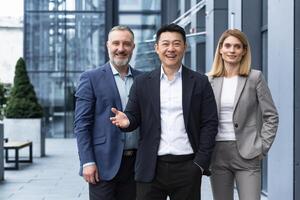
[{"x1": 208, "y1": 69, "x2": 279, "y2": 159}]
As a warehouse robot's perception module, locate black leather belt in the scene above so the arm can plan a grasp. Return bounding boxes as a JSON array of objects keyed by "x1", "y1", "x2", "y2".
[
  {"x1": 123, "y1": 149, "x2": 136, "y2": 157},
  {"x1": 158, "y1": 154, "x2": 194, "y2": 162}
]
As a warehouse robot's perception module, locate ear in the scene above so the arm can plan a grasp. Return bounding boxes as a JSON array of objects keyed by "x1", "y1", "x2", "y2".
[
  {"x1": 184, "y1": 43, "x2": 188, "y2": 51},
  {"x1": 154, "y1": 43, "x2": 159, "y2": 54}
]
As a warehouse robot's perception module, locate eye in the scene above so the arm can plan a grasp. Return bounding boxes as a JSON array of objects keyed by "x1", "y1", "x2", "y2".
[
  {"x1": 234, "y1": 44, "x2": 242, "y2": 49},
  {"x1": 123, "y1": 41, "x2": 132, "y2": 47},
  {"x1": 223, "y1": 43, "x2": 231, "y2": 48},
  {"x1": 112, "y1": 41, "x2": 119, "y2": 46},
  {"x1": 173, "y1": 42, "x2": 181, "y2": 47}
]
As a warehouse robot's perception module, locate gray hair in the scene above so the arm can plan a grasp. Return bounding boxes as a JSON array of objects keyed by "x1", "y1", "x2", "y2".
[{"x1": 108, "y1": 25, "x2": 134, "y2": 40}]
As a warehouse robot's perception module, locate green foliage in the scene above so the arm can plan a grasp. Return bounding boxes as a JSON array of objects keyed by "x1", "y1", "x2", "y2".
[
  {"x1": 0, "y1": 83, "x2": 5, "y2": 106},
  {"x1": 4, "y1": 58, "x2": 43, "y2": 118}
]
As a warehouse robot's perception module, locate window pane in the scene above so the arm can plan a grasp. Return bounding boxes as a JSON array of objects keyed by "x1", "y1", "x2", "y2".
[
  {"x1": 25, "y1": 0, "x2": 105, "y2": 11},
  {"x1": 119, "y1": 0, "x2": 161, "y2": 11}
]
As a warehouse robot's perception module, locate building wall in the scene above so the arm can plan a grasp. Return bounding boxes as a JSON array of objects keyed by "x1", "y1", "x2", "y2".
[{"x1": 0, "y1": 18, "x2": 23, "y2": 84}]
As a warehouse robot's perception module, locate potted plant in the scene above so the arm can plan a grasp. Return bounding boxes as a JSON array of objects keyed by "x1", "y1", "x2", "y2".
[{"x1": 4, "y1": 58, "x2": 44, "y2": 157}]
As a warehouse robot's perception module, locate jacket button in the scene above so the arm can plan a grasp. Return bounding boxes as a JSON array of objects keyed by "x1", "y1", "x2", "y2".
[{"x1": 234, "y1": 123, "x2": 238, "y2": 128}]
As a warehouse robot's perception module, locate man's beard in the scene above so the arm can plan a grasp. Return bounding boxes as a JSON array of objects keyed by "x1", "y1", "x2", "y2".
[{"x1": 109, "y1": 52, "x2": 132, "y2": 68}]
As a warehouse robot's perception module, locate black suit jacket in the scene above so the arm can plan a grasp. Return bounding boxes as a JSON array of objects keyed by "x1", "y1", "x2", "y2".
[{"x1": 123, "y1": 66, "x2": 218, "y2": 182}]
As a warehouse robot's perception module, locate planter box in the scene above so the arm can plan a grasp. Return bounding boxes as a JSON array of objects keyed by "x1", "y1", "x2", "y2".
[{"x1": 3, "y1": 118, "x2": 45, "y2": 157}]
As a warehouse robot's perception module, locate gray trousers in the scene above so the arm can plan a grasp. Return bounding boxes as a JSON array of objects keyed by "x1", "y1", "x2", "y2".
[{"x1": 210, "y1": 141, "x2": 261, "y2": 200}]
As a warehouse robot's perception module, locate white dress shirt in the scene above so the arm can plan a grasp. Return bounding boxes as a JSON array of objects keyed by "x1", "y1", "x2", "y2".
[{"x1": 158, "y1": 65, "x2": 194, "y2": 156}]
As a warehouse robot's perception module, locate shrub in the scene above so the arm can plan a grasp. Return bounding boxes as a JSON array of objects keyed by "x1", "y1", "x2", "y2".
[
  {"x1": 0, "y1": 83, "x2": 6, "y2": 120},
  {"x1": 4, "y1": 58, "x2": 43, "y2": 118}
]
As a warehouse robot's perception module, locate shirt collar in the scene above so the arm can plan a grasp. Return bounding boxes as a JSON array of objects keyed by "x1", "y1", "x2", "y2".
[
  {"x1": 160, "y1": 64, "x2": 182, "y2": 79},
  {"x1": 110, "y1": 62, "x2": 132, "y2": 77},
  {"x1": 109, "y1": 62, "x2": 132, "y2": 77}
]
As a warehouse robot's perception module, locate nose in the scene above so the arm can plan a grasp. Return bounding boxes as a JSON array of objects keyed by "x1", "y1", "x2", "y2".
[
  {"x1": 229, "y1": 46, "x2": 235, "y2": 52},
  {"x1": 167, "y1": 44, "x2": 176, "y2": 51},
  {"x1": 118, "y1": 44, "x2": 125, "y2": 51}
]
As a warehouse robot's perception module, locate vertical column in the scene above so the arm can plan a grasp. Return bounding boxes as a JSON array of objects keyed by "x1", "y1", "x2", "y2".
[
  {"x1": 242, "y1": 0, "x2": 262, "y2": 70},
  {"x1": 294, "y1": 0, "x2": 300, "y2": 199},
  {"x1": 190, "y1": 0, "x2": 197, "y2": 71},
  {"x1": 268, "y1": 0, "x2": 294, "y2": 199},
  {"x1": 205, "y1": 0, "x2": 228, "y2": 72},
  {"x1": 228, "y1": 0, "x2": 241, "y2": 29},
  {"x1": 161, "y1": 0, "x2": 179, "y2": 24},
  {"x1": 105, "y1": 0, "x2": 119, "y2": 60}
]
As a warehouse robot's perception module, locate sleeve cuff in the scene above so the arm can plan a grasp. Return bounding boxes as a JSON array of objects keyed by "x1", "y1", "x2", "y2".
[{"x1": 83, "y1": 162, "x2": 96, "y2": 168}]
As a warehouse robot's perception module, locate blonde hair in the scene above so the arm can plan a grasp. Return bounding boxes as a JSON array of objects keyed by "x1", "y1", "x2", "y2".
[{"x1": 209, "y1": 29, "x2": 251, "y2": 77}]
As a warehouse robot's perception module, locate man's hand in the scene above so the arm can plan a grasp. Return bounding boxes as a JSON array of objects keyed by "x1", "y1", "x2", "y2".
[
  {"x1": 83, "y1": 164, "x2": 99, "y2": 184},
  {"x1": 110, "y1": 107, "x2": 130, "y2": 128}
]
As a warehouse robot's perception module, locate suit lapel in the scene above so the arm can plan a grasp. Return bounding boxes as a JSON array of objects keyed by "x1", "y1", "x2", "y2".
[
  {"x1": 130, "y1": 66, "x2": 139, "y2": 77},
  {"x1": 233, "y1": 76, "x2": 247, "y2": 112},
  {"x1": 182, "y1": 67, "x2": 195, "y2": 128},
  {"x1": 103, "y1": 63, "x2": 122, "y2": 110},
  {"x1": 210, "y1": 76, "x2": 223, "y2": 115},
  {"x1": 148, "y1": 68, "x2": 161, "y2": 123}
]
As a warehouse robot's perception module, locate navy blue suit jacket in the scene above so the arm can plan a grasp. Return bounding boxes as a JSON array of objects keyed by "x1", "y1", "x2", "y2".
[
  {"x1": 122, "y1": 66, "x2": 218, "y2": 182},
  {"x1": 74, "y1": 63, "x2": 141, "y2": 180}
]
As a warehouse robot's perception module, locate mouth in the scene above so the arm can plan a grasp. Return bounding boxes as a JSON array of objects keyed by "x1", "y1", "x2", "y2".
[
  {"x1": 165, "y1": 54, "x2": 177, "y2": 59},
  {"x1": 227, "y1": 55, "x2": 237, "y2": 59},
  {"x1": 115, "y1": 53, "x2": 128, "y2": 58}
]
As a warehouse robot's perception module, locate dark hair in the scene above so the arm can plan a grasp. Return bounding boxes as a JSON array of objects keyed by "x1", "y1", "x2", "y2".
[{"x1": 155, "y1": 23, "x2": 186, "y2": 43}]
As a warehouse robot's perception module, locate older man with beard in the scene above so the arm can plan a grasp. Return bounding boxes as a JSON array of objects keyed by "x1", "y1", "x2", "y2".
[{"x1": 74, "y1": 25, "x2": 141, "y2": 200}]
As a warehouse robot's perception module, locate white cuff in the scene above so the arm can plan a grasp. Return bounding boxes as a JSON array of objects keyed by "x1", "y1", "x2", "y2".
[{"x1": 83, "y1": 162, "x2": 96, "y2": 168}]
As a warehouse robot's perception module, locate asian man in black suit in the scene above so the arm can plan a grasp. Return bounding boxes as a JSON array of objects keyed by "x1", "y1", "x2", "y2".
[{"x1": 111, "y1": 24, "x2": 218, "y2": 200}]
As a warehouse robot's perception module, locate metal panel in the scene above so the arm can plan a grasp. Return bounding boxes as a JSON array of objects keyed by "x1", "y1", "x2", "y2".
[
  {"x1": 205, "y1": 0, "x2": 228, "y2": 72},
  {"x1": 268, "y1": 0, "x2": 294, "y2": 199},
  {"x1": 294, "y1": 0, "x2": 300, "y2": 198},
  {"x1": 161, "y1": 0, "x2": 179, "y2": 24},
  {"x1": 242, "y1": 0, "x2": 262, "y2": 70}
]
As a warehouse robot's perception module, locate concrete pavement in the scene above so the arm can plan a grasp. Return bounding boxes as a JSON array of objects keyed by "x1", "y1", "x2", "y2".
[{"x1": 0, "y1": 138, "x2": 267, "y2": 200}]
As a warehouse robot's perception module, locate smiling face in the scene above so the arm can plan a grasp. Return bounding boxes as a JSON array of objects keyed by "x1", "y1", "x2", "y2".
[
  {"x1": 219, "y1": 35, "x2": 246, "y2": 67},
  {"x1": 107, "y1": 30, "x2": 135, "y2": 70},
  {"x1": 155, "y1": 31, "x2": 187, "y2": 71}
]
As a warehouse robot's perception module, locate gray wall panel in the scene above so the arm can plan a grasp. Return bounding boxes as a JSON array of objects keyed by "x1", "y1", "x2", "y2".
[
  {"x1": 295, "y1": 0, "x2": 300, "y2": 198},
  {"x1": 205, "y1": 0, "x2": 228, "y2": 72},
  {"x1": 242, "y1": 0, "x2": 262, "y2": 70},
  {"x1": 268, "y1": 0, "x2": 294, "y2": 199},
  {"x1": 161, "y1": 0, "x2": 179, "y2": 24}
]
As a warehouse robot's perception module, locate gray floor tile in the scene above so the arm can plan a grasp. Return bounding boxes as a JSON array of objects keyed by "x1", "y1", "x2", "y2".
[{"x1": 0, "y1": 138, "x2": 268, "y2": 200}]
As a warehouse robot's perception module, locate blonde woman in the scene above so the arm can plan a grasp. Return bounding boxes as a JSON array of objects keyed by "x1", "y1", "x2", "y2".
[{"x1": 208, "y1": 29, "x2": 279, "y2": 200}]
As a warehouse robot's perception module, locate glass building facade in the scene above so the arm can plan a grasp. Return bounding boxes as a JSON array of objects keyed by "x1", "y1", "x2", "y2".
[
  {"x1": 24, "y1": 0, "x2": 205, "y2": 138},
  {"x1": 24, "y1": 0, "x2": 162, "y2": 138},
  {"x1": 24, "y1": 0, "x2": 106, "y2": 138}
]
